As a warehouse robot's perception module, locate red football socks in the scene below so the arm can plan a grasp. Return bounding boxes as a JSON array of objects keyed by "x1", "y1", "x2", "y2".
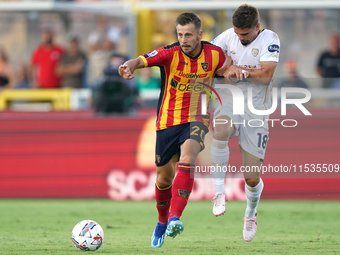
[
  {"x1": 155, "y1": 183, "x2": 172, "y2": 225},
  {"x1": 169, "y1": 163, "x2": 195, "y2": 219}
]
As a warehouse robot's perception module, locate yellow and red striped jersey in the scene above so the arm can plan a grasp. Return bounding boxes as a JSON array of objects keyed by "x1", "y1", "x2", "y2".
[{"x1": 140, "y1": 41, "x2": 225, "y2": 130}]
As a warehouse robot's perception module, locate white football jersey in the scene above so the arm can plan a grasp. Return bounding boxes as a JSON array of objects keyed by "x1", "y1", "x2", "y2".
[{"x1": 212, "y1": 28, "x2": 280, "y2": 120}]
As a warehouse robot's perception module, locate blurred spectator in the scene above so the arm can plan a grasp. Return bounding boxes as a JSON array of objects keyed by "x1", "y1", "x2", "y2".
[
  {"x1": 87, "y1": 15, "x2": 121, "y2": 86},
  {"x1": 0, "y1": 47, "x2": 15, "y2": 92},
  {"x1": 330, "y1": 78, "x2": 340, "y2": 89},
  {"x1": 136, "y1": 68, "x2": 160, "y2": 93},
  {"x1": 30, "y1": 30, "x2": 64, "y2": 89},
  {"x1": 278, "y1": 59, "x2": 309, "y2": 89},
  {"x1": 92, "y1": 53, "x2": 139, "y2": 115},
  {"x1": 316, "y1": 33, "x2": 340, "y2": 88},
  {"x1": 56, "y1": 34, "x2": 87, "y2": 88},
  {"x1": 136, "y1": 67, "x2": 160, "y2": 108},
  {"x1": 15, "y1": 62, "x2": 30, "y2": 89}
]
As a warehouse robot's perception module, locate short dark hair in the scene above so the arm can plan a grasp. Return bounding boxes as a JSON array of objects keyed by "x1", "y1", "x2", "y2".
[
  {"x1": 232, "y1": 4, "x2": 260, "y2": 29},
  {"x1": 175, "y1": 12, "x2": 201, "y2": 31}
]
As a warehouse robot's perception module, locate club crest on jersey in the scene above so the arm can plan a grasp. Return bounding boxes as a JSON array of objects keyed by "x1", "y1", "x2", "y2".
[
  {"x1": 230, "y1": 50, "x2": 236, "y2": 54},
  {"x1": 251, "y1": 48, "x2": 259, "y2": 57},
  {"x1": 170, "y1": 78, "x2": 178, "y2": 89},
  {"x1": 178, "y1": 189, "x2": 190, "y2": 198},
  {"x1": 268, "y1": 44, "x2": 280, "y2": 53},
  {"x1": 201, "y1": 62, "x2": 209, "y2": 72}
]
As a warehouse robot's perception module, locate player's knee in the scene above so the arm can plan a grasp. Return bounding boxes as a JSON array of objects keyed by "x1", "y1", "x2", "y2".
[
  {"x1": 213, "y1": 124, "x2": 233, "y2": 140},
  {"x1": 179, "y1": 153, "x2": 196, "y2": 165},
  {"x1": 156, "y1": 174, "x2": 173, "y2": 188},
  {"x1": 245, "y1": 178, "x2": 260, "y2": 187}
]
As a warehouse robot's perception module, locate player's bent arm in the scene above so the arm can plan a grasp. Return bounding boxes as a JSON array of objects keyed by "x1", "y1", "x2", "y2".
[
  {"x1": 216, "y1": 55, "x2": 233, "y2": 76},
  {"x1": 118, "y1": 57, "x2": 145, "y2": 80},
  {"x1": 246, "y1": 61, "x2": 278, "y2": 86}
]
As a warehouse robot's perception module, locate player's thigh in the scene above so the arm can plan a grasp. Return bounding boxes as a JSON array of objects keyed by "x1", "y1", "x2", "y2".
[
  {"x1": 155, "y1": 127, "x2": 181, "y2": 167},
  {"x1": 239, "y1": 122, "x2": 269, "y2": 185},
  {"x1": 155, "y1": 127, "x2": 181, "y2": 187},
  {"x1": 178, "y1": 122, "x2": 209, "y2": 164},
  {"x1": 213, "y1": 104, "x2": 238, "y2": 141},
  {"x1": 156, "y1": 154, "x2": 178, "y2": 187},
  {"x1": 179, "y1": 139, "x2": 202, "y2": 165},
  {"x1": 238, "y1": 121, "x2": 269, "y2": 163}
]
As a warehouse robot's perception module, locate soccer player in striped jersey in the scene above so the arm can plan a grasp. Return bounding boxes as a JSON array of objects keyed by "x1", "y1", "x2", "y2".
[
  {"x1": 119, "y1": 12, "x2": 225, "y2": 248},
  {"x1": 210, "y1": 4, "x2": 280, "y2": 242}
]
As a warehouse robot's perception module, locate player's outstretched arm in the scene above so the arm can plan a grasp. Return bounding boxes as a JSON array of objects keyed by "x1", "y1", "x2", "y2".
[
  {"x1": 223, "y1": 61, "x2": 277, "y2": 86},
  {"x1": 246, "y1": 61, "x2": 278, "y2": 85},
  {"x1": 118, "y1": 57, "x2": 145, "y2": 80}
]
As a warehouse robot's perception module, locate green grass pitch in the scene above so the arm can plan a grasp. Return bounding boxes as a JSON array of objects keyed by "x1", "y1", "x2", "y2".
[{"x1": 2, "y1": 199, "x2": 340, "y2": 254}]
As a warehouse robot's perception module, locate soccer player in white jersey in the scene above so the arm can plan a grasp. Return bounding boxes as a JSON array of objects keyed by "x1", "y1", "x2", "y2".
[{"x1": 210, "y1": 4, "x2": 280, "y2": 242}]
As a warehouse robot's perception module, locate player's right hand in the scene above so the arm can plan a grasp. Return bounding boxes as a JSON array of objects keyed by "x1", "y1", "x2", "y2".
[
  {"x1": 224, "y1": 65, "x2": 249, "y2": 81},
  {"x1": 118, "y1": 64, "x2": 135, "y2": 80}
]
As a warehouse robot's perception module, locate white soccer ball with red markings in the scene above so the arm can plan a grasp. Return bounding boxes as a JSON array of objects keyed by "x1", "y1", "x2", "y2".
[{"x1": 71, "y1": 220, "x2": 104, "y2": 251}]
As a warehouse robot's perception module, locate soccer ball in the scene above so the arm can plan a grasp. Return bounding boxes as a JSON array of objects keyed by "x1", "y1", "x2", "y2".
[{"x1": 71, "y1": 220, "x2": 104, "y2": 251}]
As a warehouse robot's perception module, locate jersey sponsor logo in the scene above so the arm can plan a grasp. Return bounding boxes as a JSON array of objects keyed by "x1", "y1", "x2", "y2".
[
  {"x1": 239, "y1": 65, "x2": 257, "y2": 69},
  {"x1": 177, "y1": 83, "x2": 205, "y2": 92},
  {"x1": 179, "y1": 61, "x2": 188, "y2": 65},
  {"x1": 178, "y1": 189, "x2": 190, "y2": 198},
  {"x1": 177, "y1": 71, "x2": 208, "y2": 79},
  {"x1": 251, "y1": 48, "x2": 259, "y2": 57},
  {"x1": 147, "y1": 50, "x2": 158, "y2": 57},
  {"x1": 268, "y1": 44, "x2": 280, "y2": 53},
  {"x1": 201, "y1": 62, "x2": 209, "y2": 71}
]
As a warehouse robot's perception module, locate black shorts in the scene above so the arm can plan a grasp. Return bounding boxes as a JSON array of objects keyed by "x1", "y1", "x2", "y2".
[{"x1": 155, "y1": 122, "x2": 209, "y2": 167}]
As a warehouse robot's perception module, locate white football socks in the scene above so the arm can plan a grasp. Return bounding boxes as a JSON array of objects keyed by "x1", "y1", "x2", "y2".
[
  {"x1": 210, "y1": 138, "x2": 229, "y2": 195},
  {"x1": 245, "y1": 178, "x2": 264, "y2": 218}
]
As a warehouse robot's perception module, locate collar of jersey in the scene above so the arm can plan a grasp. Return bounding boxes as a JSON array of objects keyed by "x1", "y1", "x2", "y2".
[
  {"x1": 258, "y1": 28, "x2": 265, "y2": 36},
  {"x1": 180, "y1": 41, "x2": 204, "y2": 60}
]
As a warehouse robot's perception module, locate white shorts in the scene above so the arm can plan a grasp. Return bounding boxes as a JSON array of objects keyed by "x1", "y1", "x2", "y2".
[{"x1": 213, "y1": 104, "x2": 269, "y2": 162}]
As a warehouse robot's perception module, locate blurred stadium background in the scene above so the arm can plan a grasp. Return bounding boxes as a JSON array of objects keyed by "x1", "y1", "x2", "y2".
[{"x1": 0, "y1": 0, "x2": 340, "y2": 202}]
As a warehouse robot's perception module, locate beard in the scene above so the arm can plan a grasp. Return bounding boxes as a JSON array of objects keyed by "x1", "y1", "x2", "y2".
[
  {"x1": 181, "y1": 37, "x2": 200, "y2": 55},
  {"x1": 241, "y1": 40, "x2": 250, "y2": 46}
]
